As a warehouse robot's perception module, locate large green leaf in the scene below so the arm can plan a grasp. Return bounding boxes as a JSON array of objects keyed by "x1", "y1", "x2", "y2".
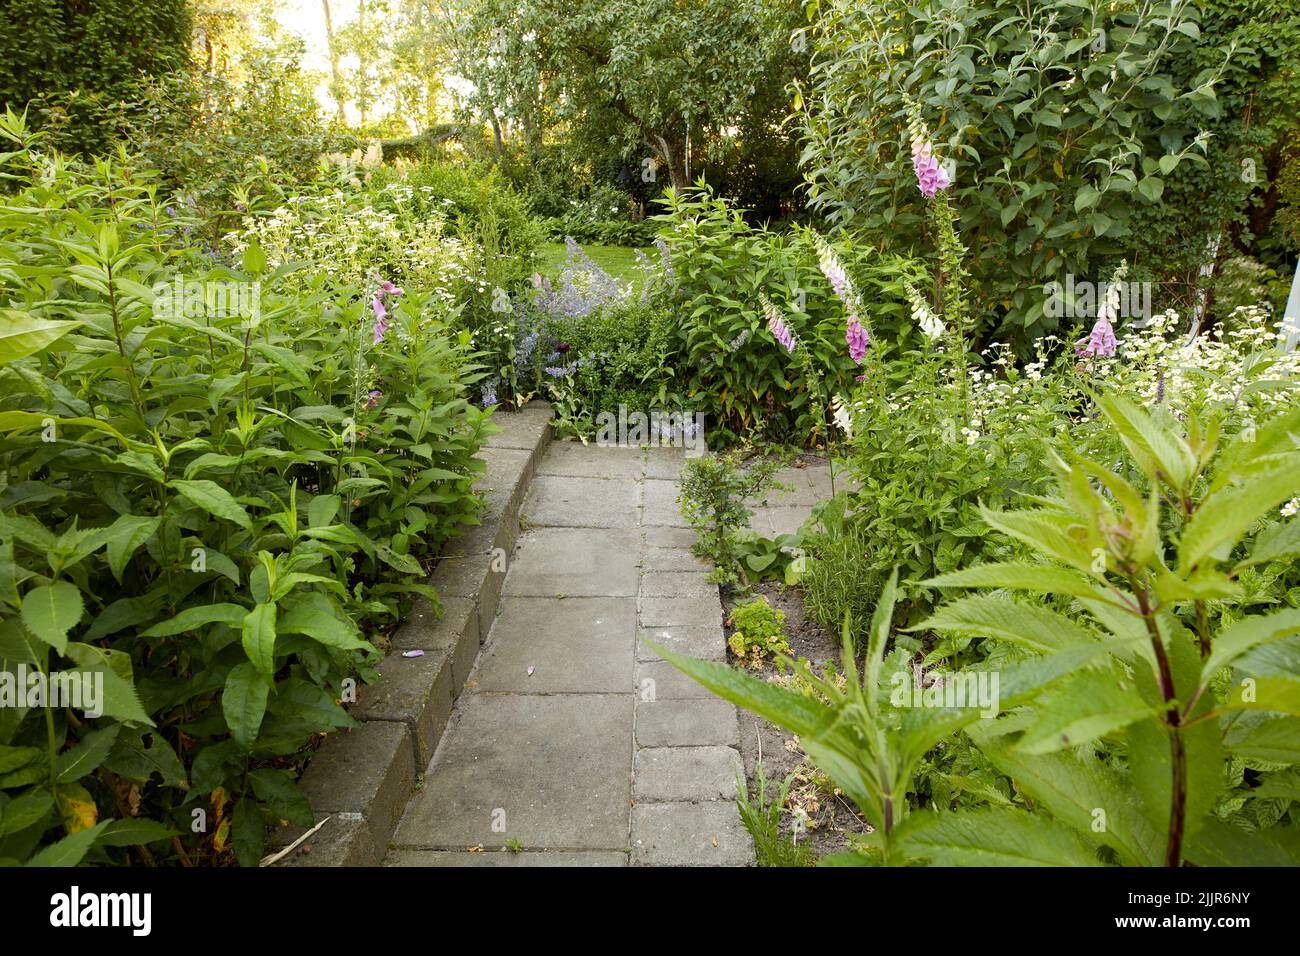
[
  {"x1": 223, "y1": 662, "x2": 270, "y2": 752},
  {"x1": 1097, "y1": 392, "x2": 1195, "y2": 492},
  {"x1": 0, "y1": 311, "x2": 81, "y2": 362},
  {"x1": 140, "y1": 603, "x2": 247, "y2": 638},
  {"x1": 1016, "y1": 668, "x2": 1159, "y2": 754},
  {"x1": 924, "y1": 562, "x2": 1110, "y2": 601},
  {"x1": 62, "y1": 643, "x2": 153, "y2": 726},
  {"x1": 1185, "y1": 819, "x2": 1300, "y2": 866},
  {"x1": 56, "y1": 724, "x2": 122, "y2": 783},
  {"x1": 169, "y1": 479, "x2": 253, "y2": 532},
  {"x1": 0, "y1": 789, "x2": 54, "y2": 838},
  {"x1": 96, "y1": 817, "x2": 178, "y2": 847},
  {"x1": 278, "y1": 593, "x2": 369, "y2": 652},
  {"x1": 19, "y1": 581, "x2": 82, "y2": 653},
  {"x1": 913, "y1": 594, "x2": 1099, "y2": 653},
  {"x1": 101, "y1": 514, "x2": 161, "y2": 582},
  {"x1": 241, "y1": 603, "x2": 277, "y2": 674},
  {"x1": 1237, "y1": 519, "x2": 1300, "y2": 568},
  {"x1": 970, "y1": 727, "x2": 1163, "y2": 866},
  {"x1": 24, "y1": 820, "x2": 109, "y2": 866},
  {"x1": 1201, "y1": 608, "x2": 1300, "y2": 687},
  {"x1": 900, "y1": 808, "x2": 1100, "y2": 866},
  {"x1": 1180, "y1": 461, "x2": 1300, "y2": 572}
]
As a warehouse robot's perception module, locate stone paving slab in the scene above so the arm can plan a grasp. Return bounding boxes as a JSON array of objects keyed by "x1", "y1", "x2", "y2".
[
  {"x1": 523, "y1": 474, "x2": 639, "y2": 528},
  {"x1": 644, "y1": 526, "x2": 697, "y2": 549},
  {"x1": 392, "y1": 693, "x2": 633, "y2": 850},
  {"x1": 640, "y1": 548, "x2": 712, "y2": 573},
  {"x1": 385, "y1": 849, "x2": 628, "y2": 867},
  {"x1": 639, "y1": 570, "x2": 716, "y2": 598},
  {"x1": 630, "y1": 801, "x2": 753, "y2": 867},
  {"x1": 635, "y1": 660, "x2": 725, "y2": 699},
  {"x1": 642, "y1": 479, "x2": 690, "y2": 527},
  {"x1": 640, "y1": 595, "x2": 724, "y2": 627},
  {"x1": 505, "y1": 527, "x2": 640, "y2": 597},
  {"x1": 634, "y1": 747, "x2": 741, "y2": 802},
  {"x1": 537, "y1": 441, "x2": 644, "y2": 479},
  {"x1": 644, "y1": 448, "x2": 689, "y2": 479},
  {"x1": 636, "y1": 625, "x2": 726, "y2": 663},
  {"x1": 472, "y1": 597, "x2": 635, "y2": 694},
  {"x1": 635, "y1": 698, "x2": 740, "y2": 747}
]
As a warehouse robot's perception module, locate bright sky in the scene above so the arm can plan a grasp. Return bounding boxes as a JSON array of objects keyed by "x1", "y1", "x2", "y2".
[
  {"x1": 274, "y1": 0, "x2": 360, "y2": 121},
  {"x1": 275, "y1": 0, "x2": 345, "y2": 73}
]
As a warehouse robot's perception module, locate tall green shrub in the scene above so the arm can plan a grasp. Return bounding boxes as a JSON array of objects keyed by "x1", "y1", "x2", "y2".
[{"x1": 800, "y1": 0, "x2": 1224, "y2": 342}]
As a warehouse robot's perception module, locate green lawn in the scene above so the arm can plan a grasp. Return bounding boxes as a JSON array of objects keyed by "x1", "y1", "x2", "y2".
[{"x1": 536, "y1": 241, "x2": 650, "y2": 289}]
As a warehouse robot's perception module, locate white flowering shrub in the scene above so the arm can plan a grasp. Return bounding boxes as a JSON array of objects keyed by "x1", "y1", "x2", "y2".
[{"x1": 225, "y1": 188, "x2": 477, "y2": 314}]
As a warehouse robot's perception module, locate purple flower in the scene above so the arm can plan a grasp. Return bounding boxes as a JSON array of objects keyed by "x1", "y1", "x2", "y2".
[
  {"x1": 481, "y1": 378, "x2": 498, "y2": 407},
  {"x1": 1076, "y1": 316, "x2": 1117, "y2": 358},
  {"x1": 366, "y1": 389, "x2": 383, "y2": 410},
  {"x1": 763, "y1": 299, "x2": 796, "y2": 354},
  {"x1": 845, "y1": 314, "x2": 869, "y2": 364},
  {"x1": 911, "y1": 137, "x2": 952, "y2": 199},
  {"x1": 371, "y1": 295, "x2": 389, "y2": 344}
]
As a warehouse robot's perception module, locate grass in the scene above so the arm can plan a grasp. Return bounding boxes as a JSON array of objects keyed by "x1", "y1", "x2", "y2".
[{"x1": 537, "y1": 241, "x2": 650, "y2": 290}]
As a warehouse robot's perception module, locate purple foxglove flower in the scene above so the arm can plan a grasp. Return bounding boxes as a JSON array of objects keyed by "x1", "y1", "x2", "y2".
[
  {"x1": 911, "y1": 137, "x2": 952, "y2": 198},
  {"x1": 845, "y1": 314, "x2": 869, "y2": 364},
  {"x1": 768, "y1": 312, "x2": 795, "y2": 353},
  {"x1": 1075, "y1": 316, "x2": 1117, "y2": 358},
  {"x1": 371, "y1": 296, "x2": 389, "y2": 344}
]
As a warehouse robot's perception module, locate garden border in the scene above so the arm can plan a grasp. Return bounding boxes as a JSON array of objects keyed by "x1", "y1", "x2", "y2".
[{"x1": 271, "y1": 402, "x2": 554, "y2": 866}]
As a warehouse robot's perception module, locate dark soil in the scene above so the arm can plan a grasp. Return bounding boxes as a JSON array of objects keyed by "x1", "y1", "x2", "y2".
[{"x1": 723, "y1": 580, "x2": 871, "y2": 863}]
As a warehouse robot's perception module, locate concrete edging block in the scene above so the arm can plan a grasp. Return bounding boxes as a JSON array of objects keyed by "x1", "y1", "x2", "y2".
[{"x1": 281, "y1": 403, "x2": 553, "y2": 867}]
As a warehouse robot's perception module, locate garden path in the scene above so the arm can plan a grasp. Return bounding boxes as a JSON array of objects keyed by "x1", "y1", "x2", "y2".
[{"x1": 384, "y1": 441, "x2": 755, "y2": 865}]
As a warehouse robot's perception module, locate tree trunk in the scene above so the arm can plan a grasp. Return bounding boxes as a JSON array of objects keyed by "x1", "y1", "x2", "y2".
[
  {"x1": 651, "y1": 134, "x2": 689, "y2": 191},
  {"x1": 321, "y1": 0, "x2": 347, "y2": 126}
]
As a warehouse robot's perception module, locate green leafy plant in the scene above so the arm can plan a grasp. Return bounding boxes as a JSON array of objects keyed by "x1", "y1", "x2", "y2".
[
  {"x1": 726, "y1": 596, "x2": 790, "y2": 666},
  {"x1": 678, "y1": 448, "x2": 791, "y2": 587},
  {"x1": 801, "y1": 0, "x2": 1229, "y2": 342},
  {"x1": 737, "y1": 761, "x2": 814, "y2": 867},
  {"x1": 0, "y1": 113, "x2": 489, "y2": 866},
  {"x1": 655, "y1": 185, "x2": 920, "y2": 443},
  {"x1": 656, "y1": 393, "x2": 1300, "y2": 866}
]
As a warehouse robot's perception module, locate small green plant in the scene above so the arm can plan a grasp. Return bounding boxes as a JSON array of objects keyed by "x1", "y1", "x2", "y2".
[
  {"x1": 734, "y1": 531, "x2": 805, "y2": 585},
  {"x1": 505, "y1": 837, "x2": 524, "y2": 853},
  {"x1": 726, "y1": 597, "x2": 790, "y2": 666},
  {"x1": 736, "y1": 762, "x2": 814, "y2": 868},
  {"x1": 678, "y1": 448, "x2": 791, "y2": 587}
]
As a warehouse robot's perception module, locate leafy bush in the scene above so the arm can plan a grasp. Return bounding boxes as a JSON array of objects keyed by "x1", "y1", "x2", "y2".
[
  {"x1": 801, "y1": 0, "x2": 1225, "y2": 342},
  {"x1": 656, "y1": 185, "x2": 921, "y2": 443},
  {"x1": 678, "y1": 449, "x2": 791, "y2": 587},
  {"x1": 505, "y1": 238, "x2": 686, "y2": 431},
  {"x1": 0, "y1": 115, "x2": 490, "y2": 866},
  {"x1": 0, "y1": 0, "x2": 191, "y2": 156},
  {"x1": 123, "y1": 37, "x2": 342, "y2": 244},
  {"x1": 366, "y1": 159, "x2": 543, "y2": 285},
  {"x1": 660, "y1": 393, "x2": 1300, "y2": 865}
]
